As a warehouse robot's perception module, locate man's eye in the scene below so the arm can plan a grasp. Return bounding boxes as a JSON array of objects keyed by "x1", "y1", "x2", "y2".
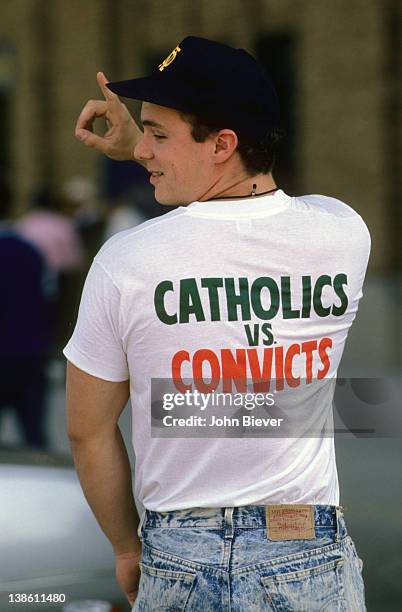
[{"x1": 153, "y1": 134, "x2": 166, "y2": 140}]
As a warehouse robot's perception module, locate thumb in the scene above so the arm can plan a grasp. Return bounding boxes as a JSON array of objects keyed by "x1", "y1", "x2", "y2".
[{"x1": 75, "y1": 128, "x2": 109, "y2": 153}]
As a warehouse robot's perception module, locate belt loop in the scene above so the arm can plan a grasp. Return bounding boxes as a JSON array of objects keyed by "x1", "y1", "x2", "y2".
[
  {"x1": 137, "y1": 509, "x2": 146, "y2": 540},
  {"x1": 224, "y1": 507, "x2": 234, "y2": 539},
  {"x1": 335, "y1": 506, "x2": 340, "y2": 543}
]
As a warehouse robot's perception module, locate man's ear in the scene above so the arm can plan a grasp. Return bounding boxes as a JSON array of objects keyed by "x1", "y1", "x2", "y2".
[{"x1": 213, "y1": 129, "x2": 239, "y2": 164}]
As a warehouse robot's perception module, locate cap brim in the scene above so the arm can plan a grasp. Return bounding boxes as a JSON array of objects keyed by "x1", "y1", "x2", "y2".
[{"x1": 106, "y1": 76, "x2": 194, "y2": 114}]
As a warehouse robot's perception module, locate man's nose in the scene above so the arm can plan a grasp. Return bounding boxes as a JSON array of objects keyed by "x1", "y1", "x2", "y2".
[{"x1": 133, "y1": 135, "x2": 153, "y2": 161}]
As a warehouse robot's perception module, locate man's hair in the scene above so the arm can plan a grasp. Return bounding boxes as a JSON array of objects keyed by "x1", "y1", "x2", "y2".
[{"x1": 180, "y1": 112, "x2": 284, "y2": 176}]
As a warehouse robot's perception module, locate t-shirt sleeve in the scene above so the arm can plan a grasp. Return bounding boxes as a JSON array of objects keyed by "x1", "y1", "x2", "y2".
[{"x1": 63, "y1": 260, "x2": 129, "y2": 381}]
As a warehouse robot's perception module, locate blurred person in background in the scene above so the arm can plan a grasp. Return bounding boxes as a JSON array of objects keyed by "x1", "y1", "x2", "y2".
[
  {"x1": 16, "y1": 186, "x2": 84, "y2": 276},
  {"x1": 102, "y1": 157, "x2": 165, "y2": 224},
  {"x1": 17, "y1": 185, "x2": 85, "y2": 355},
  {"x1": 0, "y1": 181, "x2": 51, "y2": 449},
  {"x1": 104, "y1": 194, "x2": 146, "y2": 240},
  {"x1": 62, "y1": 175, "x2": 105, "y2": 262},
  {"x1": 100, "y1": 158, "x2": 156, "y2": 239}
]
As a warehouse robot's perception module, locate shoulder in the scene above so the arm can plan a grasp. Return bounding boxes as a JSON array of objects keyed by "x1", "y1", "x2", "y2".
[
  {"x1": 0, "y1": 230, "x2": 43, "y2": 258},
  {"x1": 292, "y1": 193, "x2": 370, "y2": 239},
  {"x1": 0, "y1": 232, "x2": 46, "y2": 284},
  {"x1": 292, "y1": 193, "x2": 363, "y2": 219}
]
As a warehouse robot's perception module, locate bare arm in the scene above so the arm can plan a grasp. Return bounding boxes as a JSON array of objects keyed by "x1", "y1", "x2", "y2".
[
  {"x1": 66, "y1": 361, "x2": 141, "y2": 605},
  {"x1": 75, "y1": 71, "x2": 144, "y2": 163}
]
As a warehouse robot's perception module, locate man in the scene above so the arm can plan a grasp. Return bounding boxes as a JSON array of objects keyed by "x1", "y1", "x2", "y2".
[
  {"x1": 65, "y1": 37, "x2": 369, "y2": 610},
  {"x1": 1, "y1": 182, "x2": 51, "y2": 449}
]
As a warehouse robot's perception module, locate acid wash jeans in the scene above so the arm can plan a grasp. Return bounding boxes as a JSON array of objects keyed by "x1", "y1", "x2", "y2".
[{"x1": 133, "y1": 505, "x2": 366, "y2": 611}]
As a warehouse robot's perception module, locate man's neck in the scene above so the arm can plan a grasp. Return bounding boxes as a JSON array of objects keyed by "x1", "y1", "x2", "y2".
[{"x1": 198, "y1": 172, "x2": 277, "y2": 201}]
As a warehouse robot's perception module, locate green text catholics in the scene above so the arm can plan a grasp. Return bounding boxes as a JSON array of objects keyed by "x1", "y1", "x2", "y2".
[{"x1": 154, "y1": 275, "x2": 348, "y2": 325}]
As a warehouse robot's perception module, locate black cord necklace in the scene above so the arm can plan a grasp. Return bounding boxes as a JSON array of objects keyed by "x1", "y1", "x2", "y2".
[{"x1": 209, "y1": 186, "x2": 280, "y2": 201}]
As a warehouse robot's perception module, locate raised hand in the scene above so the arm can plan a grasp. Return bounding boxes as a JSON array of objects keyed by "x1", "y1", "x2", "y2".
[{"x1": 75, "y1": 71, "x2": 143, "y2": 161}]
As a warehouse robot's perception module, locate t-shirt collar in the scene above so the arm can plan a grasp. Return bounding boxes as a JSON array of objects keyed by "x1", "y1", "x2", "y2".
[{"x1": 183, "y1": 189, "x2": 291, "y2": 218}]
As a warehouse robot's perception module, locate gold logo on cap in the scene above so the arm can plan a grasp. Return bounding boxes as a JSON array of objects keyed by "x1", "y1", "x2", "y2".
[{"x1": 158, "y1": 45, "x2": 182, "y2": 71}]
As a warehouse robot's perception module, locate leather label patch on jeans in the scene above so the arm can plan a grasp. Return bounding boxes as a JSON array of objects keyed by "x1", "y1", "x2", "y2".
[{"x1": 266, "y1": 505, "x2": 315, "y2": 540}]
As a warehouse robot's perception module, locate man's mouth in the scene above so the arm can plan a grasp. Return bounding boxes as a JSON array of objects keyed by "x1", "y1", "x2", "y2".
[{"x1": 149, "y1": 171, "x2": 164, "y2": 184}]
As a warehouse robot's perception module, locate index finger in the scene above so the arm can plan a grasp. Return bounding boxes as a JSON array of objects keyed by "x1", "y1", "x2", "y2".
[
  {"x1": 75, "y1": 99, "x2": 107, "y2": 132},
  {"x1": 97, "y1": 71, "x2": 119, "y2": 102}
]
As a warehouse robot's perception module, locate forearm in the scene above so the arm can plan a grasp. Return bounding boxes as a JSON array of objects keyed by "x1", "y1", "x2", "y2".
[{"x1": 70, "y1": 426, "x2": 141, "y2": 555}]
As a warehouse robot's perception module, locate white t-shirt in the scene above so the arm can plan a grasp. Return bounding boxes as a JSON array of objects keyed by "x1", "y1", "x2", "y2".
[{"x1": 64, "y1": 190, "x2": 370, "y2": 511}]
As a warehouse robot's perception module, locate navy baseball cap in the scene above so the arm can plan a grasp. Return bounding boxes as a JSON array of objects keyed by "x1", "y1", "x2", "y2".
[{"x1": 106, "y1": 36, "x2": 281, "y2": 145}]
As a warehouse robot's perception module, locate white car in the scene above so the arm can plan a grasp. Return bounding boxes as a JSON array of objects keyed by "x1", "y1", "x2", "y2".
[{"x1": 0, "y1": 450, "x2": 131, "y2": 612}]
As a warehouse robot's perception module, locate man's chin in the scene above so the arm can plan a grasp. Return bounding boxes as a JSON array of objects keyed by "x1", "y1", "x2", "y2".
[{"x1": 154, "y1": 192, "x2": 192, "y2": 207}]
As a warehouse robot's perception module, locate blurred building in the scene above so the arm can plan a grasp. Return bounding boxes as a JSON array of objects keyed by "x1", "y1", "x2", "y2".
[{"x1": 0, "y1": 0, "x2": 400, "y2": 275}]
